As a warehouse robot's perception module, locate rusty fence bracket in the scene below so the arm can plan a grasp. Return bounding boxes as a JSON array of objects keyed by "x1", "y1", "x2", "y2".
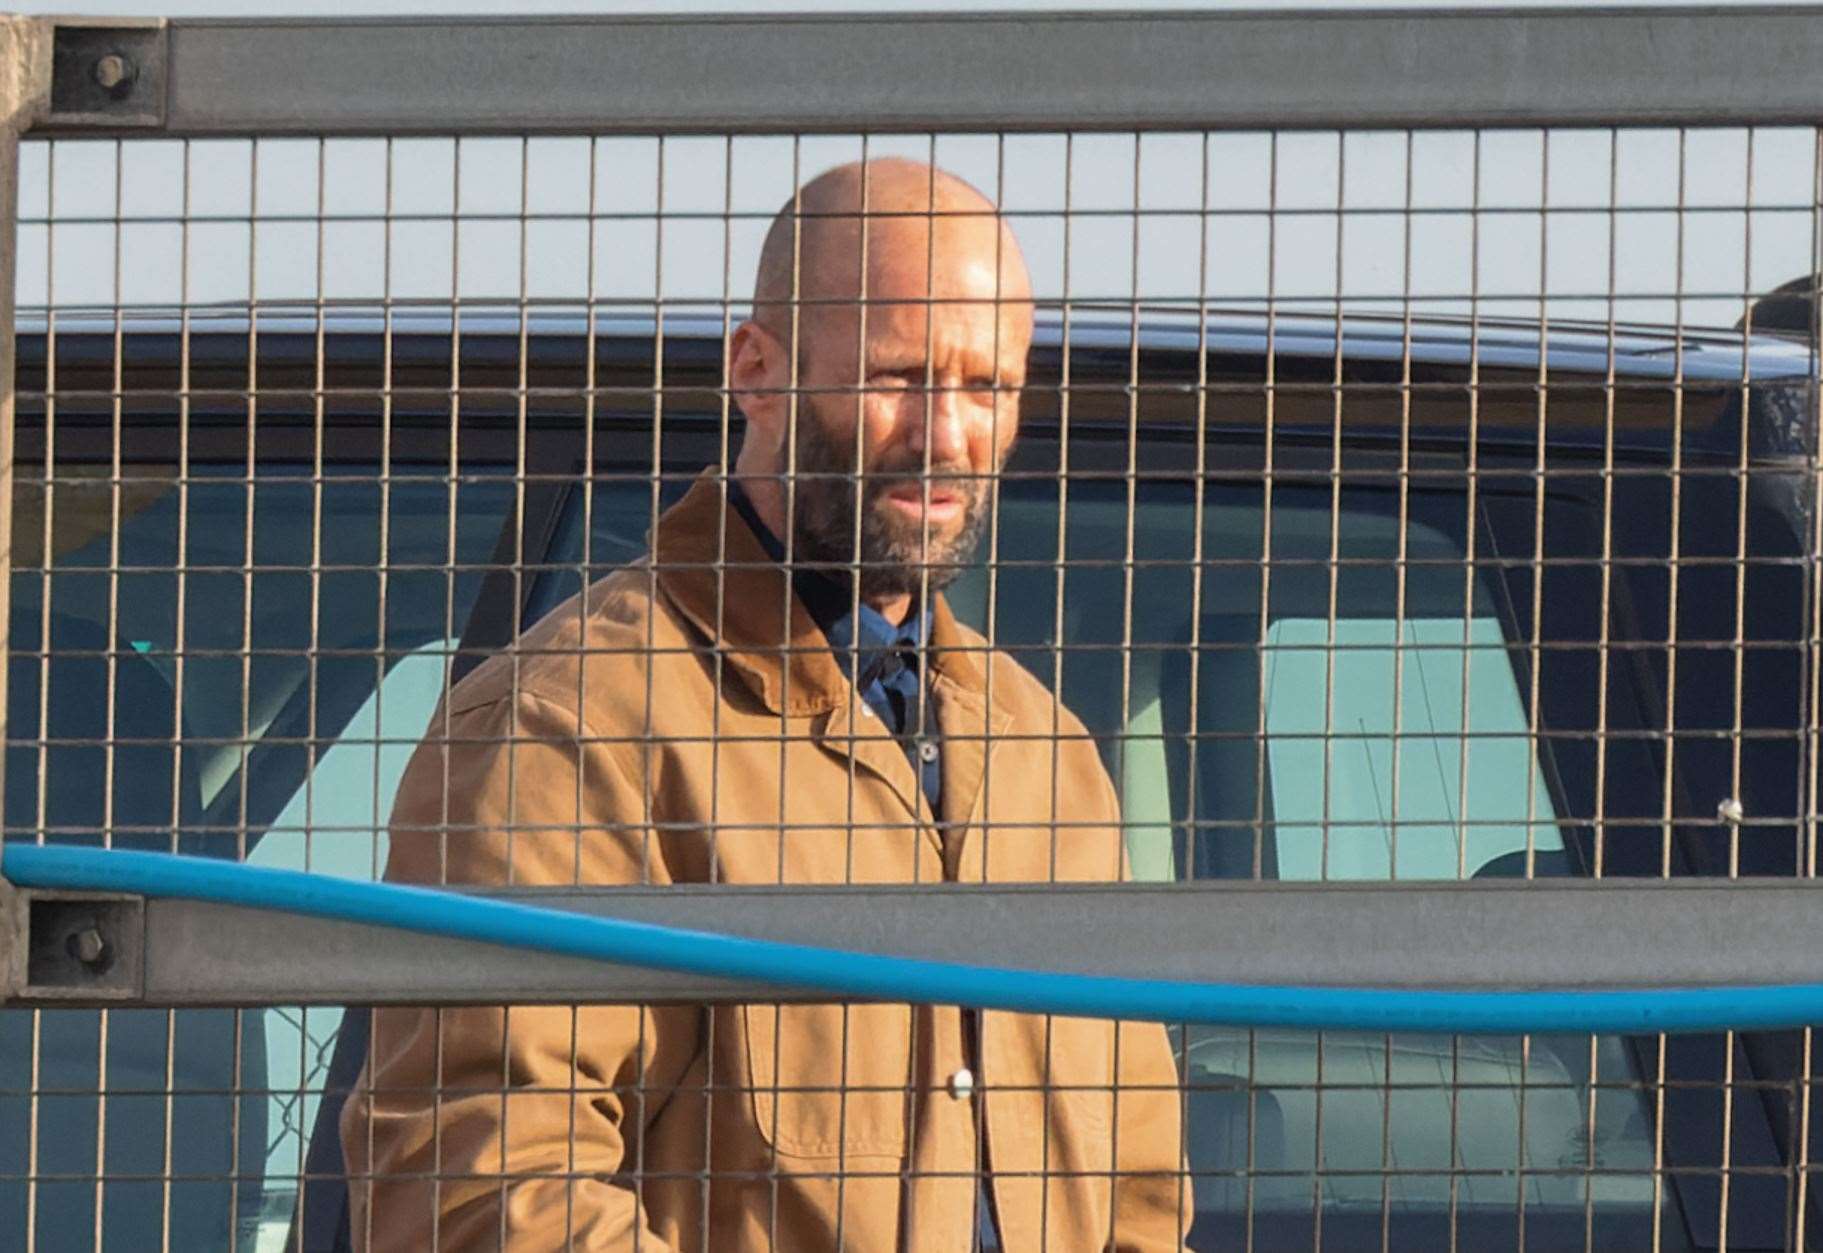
[
  {"x1": 0, "y1": 876, "x2": 21, "y2": 1003},
  {"x1": 43, "y1": 16, "x2": 164, "y2": 130},
  {"x1": 0, "y1": 17, "x2": 51, "y2": 1003}
]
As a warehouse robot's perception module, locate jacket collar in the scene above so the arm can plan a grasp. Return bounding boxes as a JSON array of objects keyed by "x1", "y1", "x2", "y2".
[
  {"x1": 722, "y1": 479, "x2": 931, "y2": 692},
  {"x1": 652, "y1": 472, "x2": 988, "y2": 717}
]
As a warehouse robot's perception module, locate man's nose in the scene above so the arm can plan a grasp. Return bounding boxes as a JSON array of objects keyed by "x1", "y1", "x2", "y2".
[{"x1": 906, "y1": 384, "x2": 969, "y2": 465}]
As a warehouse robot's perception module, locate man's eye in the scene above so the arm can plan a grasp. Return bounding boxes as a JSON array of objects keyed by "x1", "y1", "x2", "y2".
[{"x1": 867, "y1": 371, "x2": 914, "y2": 389}]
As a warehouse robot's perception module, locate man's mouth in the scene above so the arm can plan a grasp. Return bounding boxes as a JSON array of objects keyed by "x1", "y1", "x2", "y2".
[{"x1": 881, "y1": 482, "x2": 965, "y2": 522}]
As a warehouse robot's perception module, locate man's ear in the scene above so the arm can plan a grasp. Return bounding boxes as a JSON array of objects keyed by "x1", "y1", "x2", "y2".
[{"x1": 729, "y1": 321, "x2": 788, "y2": 454}]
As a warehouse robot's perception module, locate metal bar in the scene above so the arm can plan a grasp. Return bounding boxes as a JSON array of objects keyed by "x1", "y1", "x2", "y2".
[
  {"x1": 14, "y1": 878, "x2": 1823, "y2": 1006},
  {"x1": 0, "y1": 17, "x2": 50, "y2": 1005},
  {"x1": 24, "y1": 8, "x2": 1823, "y2": 138},
  {"x1": 0, "y1": 876, "x2": 21, "y2": 1000}
]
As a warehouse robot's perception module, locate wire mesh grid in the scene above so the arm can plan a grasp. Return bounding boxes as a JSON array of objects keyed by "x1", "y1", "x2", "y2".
[{"x1": 1, "y1": 123, "x2": 1820, "y2": 1252}]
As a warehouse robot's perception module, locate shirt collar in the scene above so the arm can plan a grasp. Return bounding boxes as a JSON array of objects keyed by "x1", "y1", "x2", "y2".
[
  {"x1": 651, "y1": 473, "x2": 997, "y2": 717},
  {"x1": 725, "y1": 479, "x2": 929, "y2": 681}
]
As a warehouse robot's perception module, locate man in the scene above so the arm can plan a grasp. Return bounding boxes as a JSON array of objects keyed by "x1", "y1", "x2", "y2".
[{"x1": 342, "y1": 158, "x2": 1191, "y2": 1251}]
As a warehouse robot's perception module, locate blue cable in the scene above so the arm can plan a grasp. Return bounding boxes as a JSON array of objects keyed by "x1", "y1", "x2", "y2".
[{"x1": 1, "y1": 842, "x2": 1810, "y2": 1034}]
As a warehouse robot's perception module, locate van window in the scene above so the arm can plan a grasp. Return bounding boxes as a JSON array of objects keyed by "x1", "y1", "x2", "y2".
[
  {"x1": 2, "y1": 462, "x2": 513, "y2": 1252},
  {"x1": 1263, "y1": 616, "x2": 1563, "y2": 881},
  {"x1": 956, "y1": 475, "x2": 1676, "y2": 1252}
]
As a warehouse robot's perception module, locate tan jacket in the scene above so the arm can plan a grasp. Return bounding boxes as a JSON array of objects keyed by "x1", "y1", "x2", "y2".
[{"x1": 342, "y1": 475, "x2": 1192, "y2": 1251}]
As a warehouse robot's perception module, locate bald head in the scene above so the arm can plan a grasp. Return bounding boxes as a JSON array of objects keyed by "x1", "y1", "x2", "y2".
[
  {"x1": 729, "y1": 159, "x2": 1035, "y2": 620},
  {"x1": 751, "y1": 158, "x2": 1033, "y2": 354}
]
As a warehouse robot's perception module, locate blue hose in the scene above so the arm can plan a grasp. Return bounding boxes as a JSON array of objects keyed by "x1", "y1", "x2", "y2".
[{"x1": 1, "y1": 842, "x2": 1808, "y2": 1034}]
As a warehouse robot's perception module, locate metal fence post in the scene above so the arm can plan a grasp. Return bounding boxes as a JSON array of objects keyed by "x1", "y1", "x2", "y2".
[{"x1": 0, "y1": 16, "x2": 49, "y2": 1002}]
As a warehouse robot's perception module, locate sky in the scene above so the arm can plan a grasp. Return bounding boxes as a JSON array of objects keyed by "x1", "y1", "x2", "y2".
[{"x1": 10, "y1": 1, "x2": 1819, "y2": 330}]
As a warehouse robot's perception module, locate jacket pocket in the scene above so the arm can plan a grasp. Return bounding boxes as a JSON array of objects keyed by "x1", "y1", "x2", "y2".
[
  {"x1": 1006, "y1": 1013, "x2": 1116, "y2": 1134},
  {"x1": 743, "y1": 1003, "x2": 912, "y2": 1159},
  {"x1": 1053, "y1": 1016, "x2": 1117, "y2": 1133}
]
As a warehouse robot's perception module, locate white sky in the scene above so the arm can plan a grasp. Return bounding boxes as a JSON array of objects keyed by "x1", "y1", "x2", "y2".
[{"x1": 12, "y1": 1, "x2": 1820, "y2": 329}]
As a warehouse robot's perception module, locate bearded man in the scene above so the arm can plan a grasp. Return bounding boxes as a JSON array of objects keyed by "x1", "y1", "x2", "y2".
[{"x1": 342, "y1": 158, "x2": 1192, "y2": 1252}]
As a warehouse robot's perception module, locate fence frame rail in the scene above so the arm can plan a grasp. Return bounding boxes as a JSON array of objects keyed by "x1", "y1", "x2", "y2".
[
  {"x1": 13, "y1": 7, "x2": 1823, "y2": 138},
  {"x1": 7, "y1": 877, "x2": 1823, "y2": 1008}
]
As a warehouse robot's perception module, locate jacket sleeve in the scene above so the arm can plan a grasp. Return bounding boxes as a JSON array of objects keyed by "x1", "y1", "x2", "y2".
[
  {"x1": 342, "y1": 690, "x2": 699, "y2": 1252},
  {"x1": 1094, "y1": 756, "x2": 1197, "y2": 1252}
]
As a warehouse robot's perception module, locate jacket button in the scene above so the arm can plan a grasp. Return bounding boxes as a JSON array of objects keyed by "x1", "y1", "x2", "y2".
[
  {"x1": 948, "y1": 1067, "x2": 975, "y2": 1100},
  {"x1": 917, "y1": 739, "x2": 939, "y2": 763}
]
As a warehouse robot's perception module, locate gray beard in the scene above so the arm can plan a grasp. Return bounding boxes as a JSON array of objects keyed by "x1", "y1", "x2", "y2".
[{"x1": 786, "y1": 422, "x2": 991, "y2": 601}]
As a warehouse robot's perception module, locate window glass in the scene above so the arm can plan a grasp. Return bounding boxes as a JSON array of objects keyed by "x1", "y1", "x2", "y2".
[
  {"x1": 2, "y1": 462, "x2": 513, "y2": 1253},
  {"x1": 1264, "y1": 616, "x2": 1563, "y2": 881},
  {"x1": 958, "y1": 477, "x2": 1677, "y2": 1252},
  {"x1": 524, "y1": 474, "x2": 688, "y2": 627}
]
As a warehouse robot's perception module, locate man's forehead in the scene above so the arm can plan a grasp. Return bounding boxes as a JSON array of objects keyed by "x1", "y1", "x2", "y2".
[
  {"x1": 815, "y1": 299, "x2": 1032, "y2": 373},
  {"x1": 800, "y1": 235, "x2": 1032, "y2": 340},
  {"x1": 803, "y1": 217, "x2": 1021, "y2": 296}
]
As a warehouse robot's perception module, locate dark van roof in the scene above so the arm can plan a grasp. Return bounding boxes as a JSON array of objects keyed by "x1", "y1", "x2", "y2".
[{"x1": 14, "y1": 304, "x2": 1815, "y2": 462}]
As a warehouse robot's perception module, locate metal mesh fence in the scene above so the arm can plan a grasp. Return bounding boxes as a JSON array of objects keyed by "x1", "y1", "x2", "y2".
[{"x1": 1, "y1": 14, "x2": 1822, "y2": 1253}]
